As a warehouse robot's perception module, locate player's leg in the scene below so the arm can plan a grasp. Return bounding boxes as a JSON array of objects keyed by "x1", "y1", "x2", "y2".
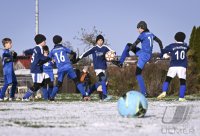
[
  {"x1": 9, "y1": 71, "x2": 18, "y2": 100},
  {"x1": 68, "y1": 68, "x2": 89, "y2": 100},
  {"x1": 87, "y1": 82, "x2": 100, "y2": 96},
  {"x1": 0, "y1": 75, "x2": 9, "y2": 100},
  {"x1": 157, "y1": 67, "x2": 175, "y2": 99},
  {"x1": 23, "y1": 73, "x2": 43, "y2": 100},
  {"x1": 112, "y1": 43, "x2": 140, "y2": 67},
  {"x1": 178, "y1": 67, "x2": 187, "y2": 101},
  {"x1": 49, "y1": 72, "x2": 64, "y2": 100},
  {"x1": 135, "y1": 66, "x2": 147, "y2": 96},
  {"x1": 42, "y1": 78, "x2": 48, "y2": 100},
  {"x1": 157, "y1": 76, "x2": 172, "y2": 99},
  {"x1": 48, "y1": 73, "x2": 54, "y2": 99}
]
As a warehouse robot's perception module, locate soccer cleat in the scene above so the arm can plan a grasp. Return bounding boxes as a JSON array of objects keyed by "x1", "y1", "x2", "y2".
[
  {"x1": 111, "y1": 60, "x2": 123, "y2": 68},
  {"x1": 178, "y1": 98, "x2": 186, "y2": 102},
  {"x1": 83, "y1": 96, "x2": 91, "y2": 101},
  {"x1": 157, "y1": 92, "x2": 166, "y2": 99},
  {"x1": 103, "y1": 95, "x2": 112, "y2": 102},
  {"x1": 9, "y1": 98, "x2": 15, "y2": 101},
  {"x1": 49, "y1": 97, "x2": 55, "y2": 101},
  {"x1": 22, "y1": 98, "x2": 30, "y2": 102}
]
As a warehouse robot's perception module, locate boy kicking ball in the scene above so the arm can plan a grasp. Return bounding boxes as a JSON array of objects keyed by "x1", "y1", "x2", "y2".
[{"x1": 157, "y1": 32, "x2": 189, "y2": 102}]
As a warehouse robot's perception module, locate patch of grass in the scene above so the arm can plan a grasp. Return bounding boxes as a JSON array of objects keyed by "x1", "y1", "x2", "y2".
[{"x1": 0, "y1": 108, "x2": 12, "y2": 111}]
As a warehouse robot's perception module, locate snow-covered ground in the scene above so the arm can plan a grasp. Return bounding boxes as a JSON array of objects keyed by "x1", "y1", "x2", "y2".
[{"x1": 0, "y1": 100, "x2": 199, "y2": 136}]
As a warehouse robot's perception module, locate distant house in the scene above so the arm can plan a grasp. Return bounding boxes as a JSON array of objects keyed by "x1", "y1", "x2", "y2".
[{"x1": 14, "y1": 56, "x2": 31, "y2": 70}]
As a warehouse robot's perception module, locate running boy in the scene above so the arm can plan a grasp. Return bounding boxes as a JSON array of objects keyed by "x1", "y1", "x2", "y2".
[
  {"x1": 48, "y1": 35, "x2": 89, "y2": 101},
  {"x1": 76, "y1": 35, "x2": 115, "y2": 101},
  {"x1": 22, "y1": 34, "x2": 50, "y2": 101},
  {"x1": 112, "y1": 21, "x2": 163, "y2": 96},
  {"x1": 0, "y1": 38, "x2": 18, "y2": 101},
  {"x1": 157, "y1": 32, "x2": 189, "y2": 101}
]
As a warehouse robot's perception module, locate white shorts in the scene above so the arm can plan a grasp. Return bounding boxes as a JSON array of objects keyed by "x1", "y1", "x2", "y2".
[
  {"x1": 31, "y1": 73, "x2": 44, "y2": 83},
  {"x1": 167, "y1": 67, "x2": 186, "y2": 79},
  {"x1": 43, "y1": 73, "x2": 50, "y2": 79}
]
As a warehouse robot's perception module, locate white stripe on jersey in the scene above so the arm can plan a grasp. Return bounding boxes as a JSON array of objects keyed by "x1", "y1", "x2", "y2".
[
  {"x1": 79, "y1": 47, "x2": 95, "y2": 59},
  {"x1": 102, "y1": 45, "x2": 115, "y2": 52}
]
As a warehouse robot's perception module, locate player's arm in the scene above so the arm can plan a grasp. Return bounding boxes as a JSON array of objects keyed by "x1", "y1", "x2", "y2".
[
  {"x1": 153, "y1": 36, "x2": 163, "y2": 52},
  {"x1": 23, "y1": 48, "x2": 34, "y2": 56},
  {"x1": 37, "y1": 47, "x2": 51, "y2": 65},
  {"x1": 2, "y1": 52, "x2": 13, "y2": 63},
  {"x1": 128, "y1": 38, "x2": 141, "y2": 51},
  {"x1": 74, "y1": 47, "x2": 94, "y2": 63}
]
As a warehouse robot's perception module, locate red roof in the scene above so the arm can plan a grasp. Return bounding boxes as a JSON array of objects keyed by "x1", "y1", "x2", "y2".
[{"x1": 16, "y1": 55, "x2": 31, "y2": 69}]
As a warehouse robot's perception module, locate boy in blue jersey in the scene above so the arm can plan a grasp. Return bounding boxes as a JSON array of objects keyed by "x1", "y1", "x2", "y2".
[
  {"x1": 22, "y1": 34, "x2": 50, "y2": 101},
  {"x1": 48, "y1": 35, "x2": 89, "y2": 101},
  {"x1": 112, "y1": 21, "x2": 163, "y2": 96},
  {"x1": 42, "y1": 45, "x2": 54, "y2": 100},
  {"x1": 157, "y1": 32, "x2": 189, "y2": 102},
  {"x1": 0, "y1": 38, "x2": 18, "y2": 101},
  {"x1": 76, "y1": 35, "x2": 115, "y2": 101}
]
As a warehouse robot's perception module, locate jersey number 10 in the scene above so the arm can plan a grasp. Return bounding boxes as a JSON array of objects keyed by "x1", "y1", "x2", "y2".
[{"x1": 175, "y1": 50, "x2": 185, "y2": 60}]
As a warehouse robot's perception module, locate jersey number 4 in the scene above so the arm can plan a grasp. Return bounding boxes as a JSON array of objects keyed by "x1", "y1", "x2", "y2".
[{"x1": 55, "y1": 51, "x2": 65, "y2": 63}]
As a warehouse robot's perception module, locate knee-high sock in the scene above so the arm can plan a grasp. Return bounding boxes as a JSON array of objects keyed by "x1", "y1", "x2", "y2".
[
  {"x1": 23, "y1": 89, "x2": 33, "y2": 99},
  {"x1": 10, "y1": 82, "x2": 17, "y2": 98},
  {"x1": 48, "y1": 87, "x2": 53, "y2": 99},
  {"x1": 119, "y1": 44, "x2": 130, "y2": 64},
  {"x1": 136, "y1": 75, "x2": 146, "y2": 95},
  {"x1": 42, "y1": 87, "x2": 48, "y2": 100},
  {"x1": 162, "y1": 82, "x2": 169, "y2": 92},
  {"x1": 88, "y1": 83, "x2": 99, "y2": 96},
  {"x1": 179, "y1": 85, "x2": 186, "y2": 98},
  {"x1": 76, "y1": 83, "x2": 86, "y2": 97},
  {"x1": 50, "y1": 86, "x2": 58, "y2": 99},
  {"x1": 0, "y1": 84, "x2": 9, "y2": 99},
  {"x1": 101, "y1": 80, "x2": 107, "y2": 96}
]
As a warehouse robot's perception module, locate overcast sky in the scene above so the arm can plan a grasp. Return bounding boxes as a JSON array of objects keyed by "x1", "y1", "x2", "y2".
[{"x1": 0, "y1": 0, "x2": 199, "y2": 55}]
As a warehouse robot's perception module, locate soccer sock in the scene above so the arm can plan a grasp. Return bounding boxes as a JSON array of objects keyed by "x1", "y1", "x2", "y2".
[
  {"x1": 50, "y1": 86, "x2": 58, "y2": 99},
  {"x1": 136, "y1": 75, "x2": 146, "y2": 95},
  {"x1": 10, "y1": 83, "x2": 17, "y2": 98},
  {"x1": 23, "y1": 89, "x2": 33, "y2": 99},
  {"x1": 162, "y1": 82, "x2": 169, "y2": 92},
  {"x1": 179, "y1": 85, "x2": 186, "y2": 98},
  {"x1": 42, "y1": 88, "x2": 48, "y2": 100},
  {"x1": 48, "y1": 87, "x2": 53, "y2": 99},
  {"x1": 88, "y1": 83, "x2": 98, "y2": 96},
  {"x1": 76, "y1": 83, "x2": 86, "y2": 96},
  {"x1": 101, "y1": 80, "x2": 107, "y2": 96},
  {"x1": 0, "y1": 84, "x2": 9, "y2": 99},
  {"x1": 119, "y1": 44, "x2": 130, "y2": 64}
]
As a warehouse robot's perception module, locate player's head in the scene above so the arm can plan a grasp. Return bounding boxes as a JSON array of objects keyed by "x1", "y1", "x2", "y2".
[
  {"x1": 174, "y1": 32, "x2": 186, "y2": 42},
  {"x1": 34, "y1": 34, "x2": 46, "y2": 46},
  {"x1": 96, "y1": 34, "x2": 104, "y2": 46},
  {"x1": 137, "y1": 21, "x2": 148, "y2": 33},
  {"x1": 53, "y1": 35, "x2": 62, "y2": 44},
  {"x1": 43, "y1": 45, "x2": 49, "y2": 56},
  {"x1": 2, "y1": 38, "x2": 12, "y2": 49}
]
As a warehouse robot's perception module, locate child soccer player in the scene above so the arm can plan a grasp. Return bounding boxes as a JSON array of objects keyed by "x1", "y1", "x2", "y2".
[
  {"x1": 75, "y1": 35, "x2": 115, "y2": 101},
  {"x1": 112, "y1": 21, "x2": 163, "y2": 96},
  {"x1": 22, "y1": 34, "x2": 50, "y2": 101},
  {"x1": 48, "y1": 35, "x2": 89, "y2": 101},
  {"x1": 0, "y1": 38, "x2": 18, "y2": 101},
  {"x1": 157, "y1": 32, "x2": 189, "y2": 101},
  {"x1": 42, "y1": 45, "x2": 54, "y2": 100},
  {"x1": 80, "y1": 66, "x2": 91, "y2": 95}
]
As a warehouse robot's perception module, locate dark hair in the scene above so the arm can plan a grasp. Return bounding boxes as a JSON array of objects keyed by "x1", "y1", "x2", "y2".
[
  {"x1": 174, "y1": 32, "x2": 186, "y2": 42},
  {"x1": 137, "y1": 21, "x2": 148, "y2": 30},
  {"x1": 34, "y1": 34, "x2": 46, "y2": 45},
  {"x1": 96, "y1": 35, "x2": 105, "y2": 43},
  {"x1": 43, "y1": 45, "x2": 49, "y2": 52},
  {"x1": 53, "y1": 35, "x2": 62, "y2": 44},
  {"x1": 2, "y1": 38, "x2": 12, "y2": 46}
]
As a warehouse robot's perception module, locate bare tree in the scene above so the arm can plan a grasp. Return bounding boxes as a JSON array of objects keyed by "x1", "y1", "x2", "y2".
[{"x1": 74, "y1": 26, "x2": 110, "y2": 51}]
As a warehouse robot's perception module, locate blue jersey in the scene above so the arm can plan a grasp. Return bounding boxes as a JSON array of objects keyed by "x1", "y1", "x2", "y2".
[
  {"x1": 2, "y1": 49, "x2": 14, "y2": 75},
  {"x1": 30, "y1": 45, "x2": 49, "y2": 73},
  {"x1": 43, "y1": 61, "x2": 53, "y2": 74},
  {"x1": 79, "y1": 45, "x2": 114, "y2": 70},
  {"x1": 49, "y1": 44, "x2": 73, "y2": 72},
  {"x1": 163, "y1": 42, "x2": 189, "y2": 68},
  {"x1": 138, "y1": 31, "x2": 155, "y2": 54}
]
